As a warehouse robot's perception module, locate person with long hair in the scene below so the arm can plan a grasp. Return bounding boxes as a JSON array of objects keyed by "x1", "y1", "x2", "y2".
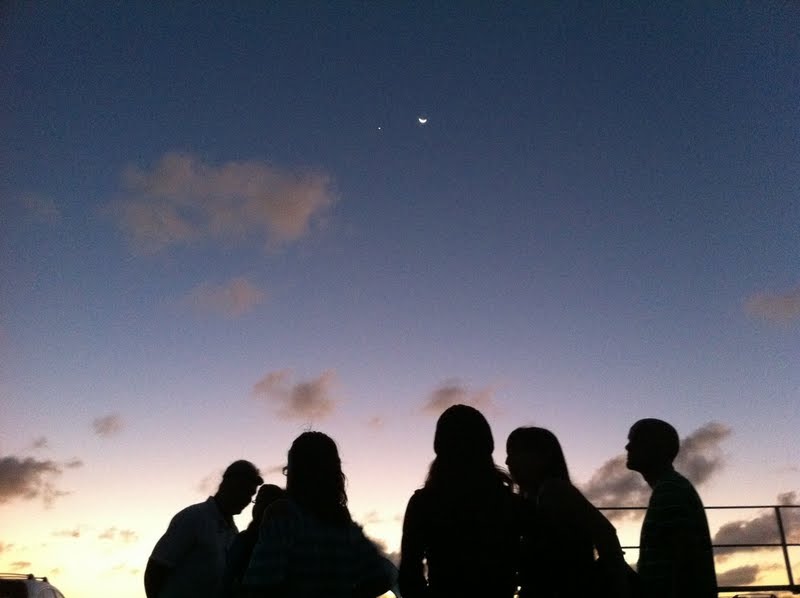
[
  {"x1": 242, "y1": 431, "x2": 391, "y2": 598},
  {"x1": 399, "y1": 404, "x2": 520, "y2": 598},
  {"x1": 506, "y1": 426, "x2": 630, "y2": 598}
]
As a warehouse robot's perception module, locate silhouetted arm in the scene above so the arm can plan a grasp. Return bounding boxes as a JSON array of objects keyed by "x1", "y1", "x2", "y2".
[
  {"x1": 143, "y1": 557, "x2": 172, "y2": 598},
  {"x1": 398, "y1": 492, "x2": 429, "y2": 598}
]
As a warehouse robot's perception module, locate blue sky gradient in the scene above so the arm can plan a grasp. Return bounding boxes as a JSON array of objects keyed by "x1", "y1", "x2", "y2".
[{"x1": 2, "y1": 3, "x2": 799, "y2": 596}]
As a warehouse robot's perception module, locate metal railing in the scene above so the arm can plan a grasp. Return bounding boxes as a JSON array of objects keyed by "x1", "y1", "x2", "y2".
[{"x1": 599, "y1": 504, "x2": 799, "y2": 596}]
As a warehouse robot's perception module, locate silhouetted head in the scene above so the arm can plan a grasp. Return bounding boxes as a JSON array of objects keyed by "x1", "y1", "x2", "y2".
[
  {"x1": 626, "y1": 418, "x2": 680, "y2": 475},
  {"x1": 505, "y1": 427, "x2": 570, "y2": 492},
  {"x1": 425, "y1": 405, "x2": 508, "y2": 495},
  {"x1": 433, "y1": 404, "x2": 494, "y2": 458},
  {"x1": 286, "y1": 431, "x2": 351, "y2": 526},
  {"x1": 216, "y1": 460, "x2": 264, "y2": 516},
  {"x1": 250, "y1": 483, "x2": 285, "y2": 528}
]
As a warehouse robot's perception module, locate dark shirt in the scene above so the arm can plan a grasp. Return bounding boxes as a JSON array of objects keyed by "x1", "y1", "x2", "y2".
[
  {"x1": 638, "y1": 470, "x2": 717, "y2": 598},
  {"x1": 220, "y1": 525, "x2": 259, "y2": 596},
  {"x1": 519, "y1": 480, "x2": 626, "y2": 598},
  {"x1": 399, "y1": 485, "x2": 521, "y2": 598}
]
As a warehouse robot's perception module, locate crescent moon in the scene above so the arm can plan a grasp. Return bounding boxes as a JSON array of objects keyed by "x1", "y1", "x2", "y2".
[{"x1": 418, "y1": 116, "x2": 428, "y2": 124}]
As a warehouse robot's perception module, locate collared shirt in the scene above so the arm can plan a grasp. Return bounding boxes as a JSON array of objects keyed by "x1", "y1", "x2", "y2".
[
  {"x1": 638, "y1": 470, "x2": 717, "y2": 598},
  {"x1": 243, "y1": 500, "x2": 388, "y2": 598},
  {"x1": 150, "y1": 497, "x2": 238, "y2": 598}
]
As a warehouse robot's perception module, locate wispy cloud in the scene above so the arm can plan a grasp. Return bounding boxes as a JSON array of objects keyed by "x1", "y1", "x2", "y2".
[
  {"x1": 10, "y1": 561, "x2": 32, "y2": 571},
  {"x1": 359, "y1": 510, "x2": 385, "y2": 525},
  {"x1": 0, "y1": 542, "x2": 12, "y2": 553},
  {"x1": 264, "y1": 464, "x2": 286, "y2": 476},
  {"x1": 110, "y1": 152, "x2": 335, "y2": 253},
  {"x1": 183, "y1": 277, "x2": 267, "y2": 317},
  {"x1": 713, "y1": 491, "x2": 800, "y2": 557},
  {"x1": 0, "y1": 455, "x2": 82, "y2": 507},
  {"x1": 422, "y1": 379, "x2": 494, "y2": 415},
  {"x1": 92, "y1": 413, "x2": 124, "y2": 437},
  {"x1": 253, "y1": 369, "x2": 337, "y2": 421},
  {"x1": 99, "y1": 527, "x2": 138, "y2": 543},
  {"x1": 745, "y1": 286, "x2": 800, "y2": 322},
  {"x1": 52, "y1": 527, "x2": 82, "y2": 539},
  {"x1": 367, "y1": 416, "x2": 384, "y2": 429},
  {"x1": 582, "y1": 422, "x2": 730, "y2": 519},
  {"x1": 30, "y1": 436, "x2": 48, "y2": 450}
]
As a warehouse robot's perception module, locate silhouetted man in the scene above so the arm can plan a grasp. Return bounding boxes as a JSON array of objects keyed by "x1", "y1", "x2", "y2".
[
  {"x1": 626, "y1": 419, "x2": 717, "y2": 598},
  {"x1": 144, "y1": 460, "x2": 263, "y2": 598}
]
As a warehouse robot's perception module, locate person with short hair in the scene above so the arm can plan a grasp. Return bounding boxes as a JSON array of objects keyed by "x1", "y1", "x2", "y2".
[
  {"x1": 626, "y1": 419, "x2": 717, "y2": 598},
  {"x1": 144, "y1": 460, "x2": 263, "y2": 598}
]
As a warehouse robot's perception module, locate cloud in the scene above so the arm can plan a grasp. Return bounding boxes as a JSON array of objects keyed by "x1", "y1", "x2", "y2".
[
  {"x1": 359, "y1": 510, "x2": 384, "y2": 525},
  {"x1": 745, "y1": 286, "x2": 800, "y2": 322},
  {"x1": 422, "y1": 380, "x2": 494, "y2": 415},
  {"x1": 197, "y1": 473, "x2": 219, "y2": 496},
  {"x1": 264, "y1": 464, "x2": 286, "y2": 476},
  {"x1": 673, "y1": 421, "x2": 730, "y2": 485},
  {"x1": 110, "y1": 152, "x2": 335, "y2": 253},
  {"x1": 0, "y1": 455, "x2": 80, "y2": 507},
  {"x1": 21, "y1": 192, "x2": 61, "y2": 224},
  {"x1": 183, "y1": 277, "x2": 266, "y2": 317},
  {"x1": 716, "y1": 564, "x2": 761, "y2": 586},
  {"x1": 367, "y1": 416, "x2": 384, "y2": 429},
  {"x1": 52, "y1": 527, "x2": 82, "y2": 539},
  {"x1": 0, "y1": 542, "x2": 12, "y2": 553},
  {"x1": 582, "y1": 422, "x2": 730, "y2": 519},
  {"x1": 99, "y1": 527, "x2": 138, "y2": 543},
  {"x1": 92, "y1": 413, "x2": 124, "y2": 437},
  {"x1": 253, "y1": 369, "x2": 337, "y2": 421},
  {"x1": 713, "y1": 491, "x2": 800, "y2": 557},
  {"x1": 30, "y1": 436, "x2": 48, "y2": 449}
]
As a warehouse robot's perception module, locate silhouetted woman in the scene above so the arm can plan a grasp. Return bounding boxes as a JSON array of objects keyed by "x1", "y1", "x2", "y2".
[
  {"x1": 221, "y1": 483, "x2": 284, "y2": 596},
  {"x1": 506, "y1": 426, "x2": 630, "y2": 598},
  {"x1": 242, "y1": 431, "x2": 391, "y2": 598},
  {"x1": 399, "y1": 404, "x2": 520, "y2": 598}
]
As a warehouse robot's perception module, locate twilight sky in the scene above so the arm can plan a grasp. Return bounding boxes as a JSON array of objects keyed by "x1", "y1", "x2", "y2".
[{"x1": 1, "y1": 3, "x2": 799, "y2": 597}]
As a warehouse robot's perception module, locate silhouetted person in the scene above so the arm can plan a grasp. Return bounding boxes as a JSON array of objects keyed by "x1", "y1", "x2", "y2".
[
  {"x1": 144, "y1": 459, "x2": 263, "y2": 598},
  {"x1": 221, "y1": 483, "x2": 285, "y2": 596},
  {"x1": 242, "y1": 431, "x2": 391, "y2": 598},
  {"x1": 506, "y1": 426, "x2": 630, "y2": 598},
  {"x1": 626, "y1": 419, "x2": 717, "y2": 598},
  {"x1": 399, "y1": 404, "x2": 520, "y2": 598}
]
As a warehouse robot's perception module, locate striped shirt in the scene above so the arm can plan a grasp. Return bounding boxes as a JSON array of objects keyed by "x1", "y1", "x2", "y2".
[
  {"x1": 243, "y1": 500, "x2": 389, "y2": 598},
  {"x1": 638, "y1": 470, "x2": 717, "y2": 598}
]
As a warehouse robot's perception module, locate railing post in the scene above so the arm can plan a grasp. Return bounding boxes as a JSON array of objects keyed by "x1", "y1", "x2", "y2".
[{"x1": 774, "y1": 506, "x2": 795, "y2": 588}]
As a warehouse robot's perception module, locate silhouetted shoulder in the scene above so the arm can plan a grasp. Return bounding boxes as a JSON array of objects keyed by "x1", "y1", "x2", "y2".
[{"x1": 538, "y1": 478, "x2": 583, "y2": 511}]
